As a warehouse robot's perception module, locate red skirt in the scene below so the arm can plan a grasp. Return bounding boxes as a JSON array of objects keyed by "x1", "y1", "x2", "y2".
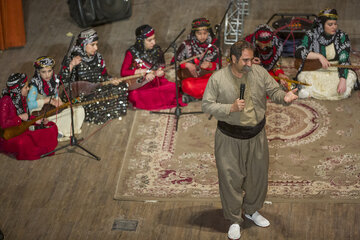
[
  {"x1": 181, "y1": 73, "x2": 212, "y2": 99},
  {"x1": 129, "y1": 77, "x2": 186, "y2": 110},
  {"x1": 0, "y1": 122, "x2": 58, "y2": 160}
]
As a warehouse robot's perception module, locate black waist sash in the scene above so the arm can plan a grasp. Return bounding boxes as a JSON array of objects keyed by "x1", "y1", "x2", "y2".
[{"x1": 217, "y1": 117, "x2": 266, "y2": 139}]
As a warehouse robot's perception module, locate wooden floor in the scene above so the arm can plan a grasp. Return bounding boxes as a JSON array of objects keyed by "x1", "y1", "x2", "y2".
[{"x1": 0, "y1": 1, "x2": 360, "y2": 239}]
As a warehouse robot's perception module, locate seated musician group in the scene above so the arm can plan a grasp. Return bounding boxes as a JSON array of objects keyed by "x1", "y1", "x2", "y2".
[
  {"x1": 0, "y1": 73, "x2": 58, "y2": 160},
  {"x1": 0, "y1": 9, "x2": 358, "y2": 159}
]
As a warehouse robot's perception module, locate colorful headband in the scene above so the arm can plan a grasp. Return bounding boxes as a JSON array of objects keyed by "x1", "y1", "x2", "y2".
[
  {"x1": 319, "y1": 8, "x2": 338, "y2": 20},
  {"x1": 136, "y1": 25, "x2": 155, "y2": 39},
  {"x1": 192, "y1": 17, "x2": 211, "y2": 31},
  {"x1": 254, "y1": 24, "x2": 274, "y2": 44},
  {"x1": 7, "y1": 73, "x2": 28, "y2": 90},
  {"x1": 34, "y1": 56, "x2": 56, "y2": 69}
]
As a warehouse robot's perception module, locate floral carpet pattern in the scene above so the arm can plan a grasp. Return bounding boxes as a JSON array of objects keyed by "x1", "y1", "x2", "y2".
[
  {"x1": 115, "y1": 96, "x2": 360, "y2": 202},
  {"x1": 115, "y1": 56, "x2": 360, "y2": 202}
]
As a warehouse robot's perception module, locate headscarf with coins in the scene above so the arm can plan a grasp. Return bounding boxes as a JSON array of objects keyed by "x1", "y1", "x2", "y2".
[
  {"x1": 71, "y1": 28, "x2": 99, "y2": 63},
  {"x1": 128, "y1": 25, "x2": 164, "y2": 69},
  {"x1": 2, "y1": 73, "x2": 28, "y2": 115},
  {"x1": 30, "y1": 56, "x2": 59, "y2": 96}
]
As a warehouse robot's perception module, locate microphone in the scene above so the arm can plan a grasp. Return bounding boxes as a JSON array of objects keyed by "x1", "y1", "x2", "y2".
[{"x1": 240, "y1": 83, "x2": 245, "y2": 99}]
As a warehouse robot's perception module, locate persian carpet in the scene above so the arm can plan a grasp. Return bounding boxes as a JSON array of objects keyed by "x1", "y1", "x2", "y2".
[{"x1": 115, "y1": 95, "x2": 360, "y2": 202}]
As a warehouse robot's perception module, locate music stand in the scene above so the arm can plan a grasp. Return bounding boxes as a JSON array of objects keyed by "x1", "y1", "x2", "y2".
[
  {"x1": 150, "y1": 28, "x2": 203, "y2": 131},
  {"x1": 41, "y1": 69, "x2": 101, "y2": 161}
]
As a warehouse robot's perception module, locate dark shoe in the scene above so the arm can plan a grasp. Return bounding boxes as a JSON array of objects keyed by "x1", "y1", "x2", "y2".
[
  {"x1": 182, "y1": 94, "x2": 198, "y2": 103},
  {"x1": 182, "y1": 94, "x2": 191, "y2": 103}
]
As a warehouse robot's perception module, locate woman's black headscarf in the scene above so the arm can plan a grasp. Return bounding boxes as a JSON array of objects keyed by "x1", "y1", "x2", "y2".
[{"x1": 2, "y1": 73, "x2": 28, "y2": 115}]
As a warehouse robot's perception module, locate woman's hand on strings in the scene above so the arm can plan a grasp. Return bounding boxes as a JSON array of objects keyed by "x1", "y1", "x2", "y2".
[
  {"x1": 50, "y1": 98, "x2": 63, "y2": 107},
  {"x1": 109, "y1": 78, "x2": 121, "y2": 85},
  {"x1": 18, "y1": 113, "x2": 29, "y2": 121},
  {"x1": 35, "y1": 118, "x2": 49, "y2": 125},
  {"x1": 318, "y1": 55, "x2": 331, "y2": 69},
  {"x1": 155, "y1": 68, "x2": 164, "y2": 77},
  {"x1": 200, "y1": 61, "x2": 212, "y2": 70},
  {"x1": 134, "y1": 69, "x2": 148, "y2": 75},
  {"x1": 145, "y1": 73, "x2": 155, "y2": 82},
  {"x1": 185, "y1": 63, "x2": 199, "y2": 77}
]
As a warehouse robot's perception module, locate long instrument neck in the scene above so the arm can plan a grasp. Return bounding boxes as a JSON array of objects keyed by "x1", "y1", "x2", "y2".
[
  {"x1": 100, "y1": 54, "x2": 203, "y2": 86},
  {"x1": 330, "y1": 64, "x2": 360, "y2": 69}
]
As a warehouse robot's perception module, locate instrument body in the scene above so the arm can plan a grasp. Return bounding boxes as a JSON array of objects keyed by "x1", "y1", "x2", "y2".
[
  {"x1": 177, "y1": 68, "x2": 213, "y2": 81},
  {"x1": 82, "y1": 83, "x2": 128, "y2": 124},
  {"x1": 60, "y1": 80, "x2": 128, "y2": 124}
]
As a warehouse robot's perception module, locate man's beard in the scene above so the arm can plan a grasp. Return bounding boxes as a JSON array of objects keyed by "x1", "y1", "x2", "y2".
[{"x1": 241, "y1": 65, "x2": 252, "y2": 73}]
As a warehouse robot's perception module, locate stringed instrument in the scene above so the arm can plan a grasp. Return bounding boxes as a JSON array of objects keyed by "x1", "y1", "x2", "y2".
[
  {"x1": 294, "y1": 58, "x2": 360, "y2": 71},
  {"x1": 177, "y1": 51, "x2": 214, "y2": 81},
  {"x1": 125, "y1": 54, "x2": 203, "y2": 90},
  {"x1": 273, "y1": 76, "x2": 311, "y2": 86},
  {"x1": 0, "y1": 94, "x2": 123, "y2": 140},
  {"x1": 177, "y1": 67, "x2": 213, "y2": 81},
  {"x1": 66, "y1": 54, "x2": 203, "y2": 93}
]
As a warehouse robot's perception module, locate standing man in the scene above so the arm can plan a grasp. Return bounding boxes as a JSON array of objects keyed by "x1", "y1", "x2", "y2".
[{"x1": 202, "y1": 40, "x2": 298, "y2": 240}]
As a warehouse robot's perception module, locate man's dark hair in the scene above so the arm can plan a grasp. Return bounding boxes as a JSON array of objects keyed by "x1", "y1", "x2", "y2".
[{"x1": 230, "y1": 40, "x2": 255, "y2": 62}]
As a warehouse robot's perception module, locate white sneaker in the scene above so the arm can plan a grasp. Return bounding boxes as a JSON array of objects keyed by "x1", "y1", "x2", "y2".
[
  {"x1": 228, "y1": 223, "x2": 241, "y2": 239},
  {"x1": 245, "y1": 211, "x2": 270, "y2": 227}
]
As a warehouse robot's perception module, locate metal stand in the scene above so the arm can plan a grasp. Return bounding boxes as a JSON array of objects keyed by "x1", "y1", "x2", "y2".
[
  {"x1": 150, "y1": 29, "x2": 203, "y2": 131},
  {"x1": 224, "y1": 0, "x2": 250, "y2": 45},
  {"x1": 214, "y1": 0, "x2": 233, "y2": 68},
  {"x1": 41, "y1": 70, "x2": 100, "y2": 161}
]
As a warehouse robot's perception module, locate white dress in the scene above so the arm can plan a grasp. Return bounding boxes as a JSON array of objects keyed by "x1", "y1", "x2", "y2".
[{"x1": 298, "y1": 43, "x2": 356, "y2": 100}]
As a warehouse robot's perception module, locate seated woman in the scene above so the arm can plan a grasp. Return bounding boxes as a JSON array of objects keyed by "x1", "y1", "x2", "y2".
[
  {"x1": 121, "y1": 24, "x2": 185, "y2": 110},
  {"x1": 0, "y1": 73, "x2": 58, "y2": 160},
  {"x1": 174, "y1": 17, "x2": 220, "y2": 102},
  {"x1": 61, "y1": 28, "x2": 111, "y2": 84},
  {"x1": 60, "y1": 29, "x2": 128, "y2": 124},
  {"x1": 245, "y1": 24, "x2": 290, "y2": 89},
  {"x1": 295, "y1": 8, "x2": 358, "y2": 100},
  {"x1": 27, "y1": 56, "x2": 85, "y2": 140}
]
